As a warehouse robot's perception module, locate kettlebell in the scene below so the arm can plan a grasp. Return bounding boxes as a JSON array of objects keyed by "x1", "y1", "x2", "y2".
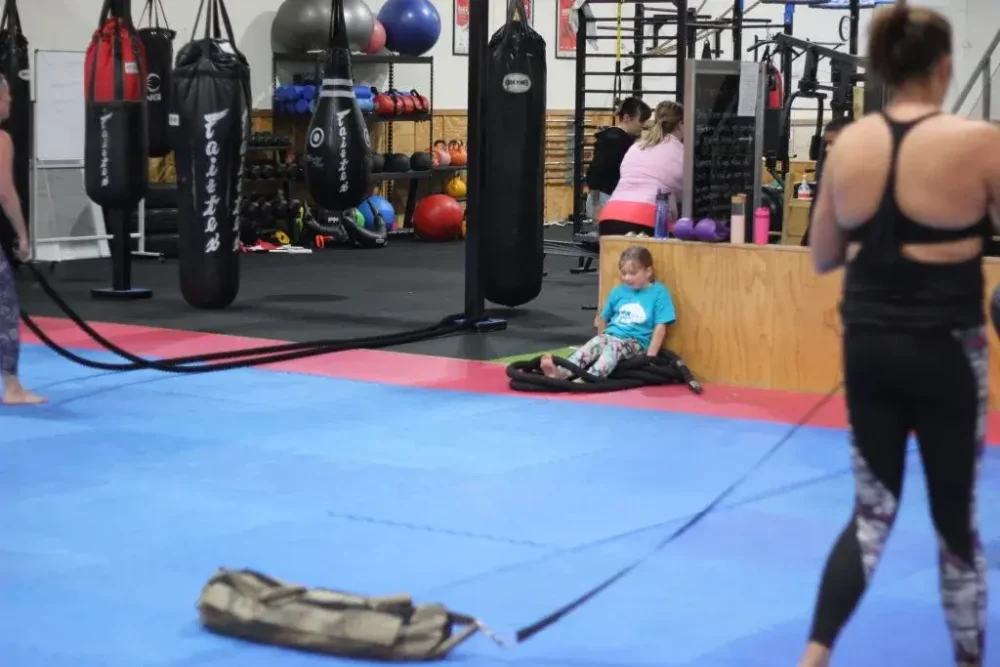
[
  {"x1": 449, "y1": 140, "x2": 467, "y2": 166},
  {"x1": 432, "y1": 140, "x2": 451, "y2": 167},
  {"x1": 445, "y1": 176, "x2": 467, "y2": 198},
  {"x1": 370, "y1": 152, "x2": 385, "y2": 173}
]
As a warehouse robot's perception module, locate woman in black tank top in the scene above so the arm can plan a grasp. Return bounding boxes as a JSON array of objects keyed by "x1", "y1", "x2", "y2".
[{"x1": 800, "y1": 8, "x2": 988, "y2": 667}]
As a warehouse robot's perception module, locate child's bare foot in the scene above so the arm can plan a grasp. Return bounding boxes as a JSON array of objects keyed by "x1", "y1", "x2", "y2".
[
  {"x1": 2, "y1": 380, "x2": 47, "y2": 405},
  {"x1": 539, "y1": 355, "x2": 561, "y2": 378}
]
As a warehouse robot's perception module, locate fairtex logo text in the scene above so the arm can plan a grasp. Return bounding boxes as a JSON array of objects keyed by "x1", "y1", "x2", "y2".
[
  {"x1": 99, "y1": 112, "x2": 112, "y2": 187},
  {"x1": 202, "y1": 109, "x2": 229, "y2": 253}
]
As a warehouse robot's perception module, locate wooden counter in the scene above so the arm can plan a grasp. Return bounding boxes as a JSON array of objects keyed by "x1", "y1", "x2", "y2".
[{"x1": 598, "y1": 236, "x2": 1000, "y2": 409}]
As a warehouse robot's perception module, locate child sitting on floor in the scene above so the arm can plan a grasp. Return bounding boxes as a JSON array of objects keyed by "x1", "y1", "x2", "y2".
[{"x1": 541, "y1": 245, "x2": 676, "y2": 380}]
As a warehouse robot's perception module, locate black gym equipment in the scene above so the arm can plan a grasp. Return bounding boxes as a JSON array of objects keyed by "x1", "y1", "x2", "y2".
[
  {"x1": 507, "y1": 349, "x2": 702, "y2": 394},
  {"x1": 568, "y1": 0, "x2": 780, "y2": 238}
]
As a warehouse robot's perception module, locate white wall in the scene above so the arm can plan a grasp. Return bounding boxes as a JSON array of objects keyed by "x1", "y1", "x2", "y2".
[{"x1": 14, "y1": 0, "x2": 1000, "y2": 114}]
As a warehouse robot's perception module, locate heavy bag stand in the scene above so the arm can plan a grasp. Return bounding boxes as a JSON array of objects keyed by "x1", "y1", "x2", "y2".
[{"x1": 507, "y1": 349, "x2": 703, "y2": 394}]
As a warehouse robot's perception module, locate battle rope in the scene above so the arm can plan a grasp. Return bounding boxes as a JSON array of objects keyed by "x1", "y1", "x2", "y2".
[
  {"x1": 507, "y1": 350, "x2": 703, "y2": 394},
  {"x1": 20, "y1": 261, "x2": 470, "y2": 373},
  {"x1": 515, "y1": 379, "x2": 843, "y2": 642}
]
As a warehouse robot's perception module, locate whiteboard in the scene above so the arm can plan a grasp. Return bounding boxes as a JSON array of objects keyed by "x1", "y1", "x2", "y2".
[{"x1": 34, "y1": 50, "x2": 86, "y2": 163}]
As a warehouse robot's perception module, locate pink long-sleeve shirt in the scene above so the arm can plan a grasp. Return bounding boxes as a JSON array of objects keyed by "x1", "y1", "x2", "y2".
[{"x1": 599, "y1": 135, "x2": 685, "y2": 228}]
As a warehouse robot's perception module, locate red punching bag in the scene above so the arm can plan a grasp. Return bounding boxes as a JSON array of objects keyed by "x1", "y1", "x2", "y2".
[
  {"x1": 84, "y1": 0, "x2": 152, "y2": 298},
  {"x1": 84, "y1": 0, "x2": 149, "y2": 209}
]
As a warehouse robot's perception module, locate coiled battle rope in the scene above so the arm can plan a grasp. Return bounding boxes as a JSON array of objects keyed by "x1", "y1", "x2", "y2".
[
  {"x1": 507, "y1": 350, "x2": 703, "y2": 394},
  {"x1": 20, "y1": 261, "x2": 472, "y2": 373}
]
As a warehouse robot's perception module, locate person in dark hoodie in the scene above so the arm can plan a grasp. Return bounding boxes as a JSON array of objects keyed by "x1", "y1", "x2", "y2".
[{"x1": 585, "y1": 97, "x2": 652, "y2": 221}]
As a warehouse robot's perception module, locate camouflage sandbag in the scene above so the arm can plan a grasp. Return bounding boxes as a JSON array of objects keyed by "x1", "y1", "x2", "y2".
[{"x1": 196, "y1": 568, "x2": 503, "y2": 661}]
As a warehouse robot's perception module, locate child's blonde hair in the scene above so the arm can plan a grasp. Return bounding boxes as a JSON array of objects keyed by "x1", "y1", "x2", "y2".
[
  {"x1": 619, "y1": 245, "x2": 656, "y2": 281},
  {"x1": 637, "y1": 101, "x2": 683, "y2": 149}
]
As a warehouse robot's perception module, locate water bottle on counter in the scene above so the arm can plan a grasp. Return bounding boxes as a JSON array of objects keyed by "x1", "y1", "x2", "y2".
[{"x1": 654, "y1": 189, "x2": 670, "y2": 239}]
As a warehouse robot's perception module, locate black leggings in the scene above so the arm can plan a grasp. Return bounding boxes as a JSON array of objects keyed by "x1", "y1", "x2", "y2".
[
  {"x1": 598, "y1": 219, "x2": 650, "y2": 236},
  {"x1": 810, "y1": 325, "x2": 988, "y2": 664}
]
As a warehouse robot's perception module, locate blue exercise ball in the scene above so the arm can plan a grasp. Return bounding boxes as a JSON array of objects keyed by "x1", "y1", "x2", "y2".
[
  {"x1": 377, "y1": 0, "x2": 441, "y2": 57},
  {"x1": 360, "y1": 195, "x2": 395, "y2": 230}
]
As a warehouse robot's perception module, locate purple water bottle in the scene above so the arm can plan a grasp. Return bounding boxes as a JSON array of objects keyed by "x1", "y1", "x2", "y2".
[{"x1": 654, "y1": 189, "x2": 670, "y2": 239}]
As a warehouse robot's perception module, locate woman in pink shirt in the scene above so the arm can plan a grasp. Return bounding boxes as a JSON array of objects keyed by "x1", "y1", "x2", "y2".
[{"x1": 598, "y1": 101, "x2": 685, "y2": 236}]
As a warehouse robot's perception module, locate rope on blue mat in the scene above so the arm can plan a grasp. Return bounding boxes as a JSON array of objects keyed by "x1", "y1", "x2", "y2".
[{"x1": 506, "y1": 349, "x2": 703, "y2": 394}]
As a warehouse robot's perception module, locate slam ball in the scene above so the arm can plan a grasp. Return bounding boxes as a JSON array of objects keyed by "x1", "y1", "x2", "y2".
[{"x1": 377, "y1": 0, "x2": 442, "y2": 56}]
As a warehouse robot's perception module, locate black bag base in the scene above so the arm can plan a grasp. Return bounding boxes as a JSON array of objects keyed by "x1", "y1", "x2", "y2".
[
  {"x1": 91, "y1": 286, "x2": 154, "y2": 300},
  {"x1": 506, "y1": 350, "x2": 703, "y2": 394}
]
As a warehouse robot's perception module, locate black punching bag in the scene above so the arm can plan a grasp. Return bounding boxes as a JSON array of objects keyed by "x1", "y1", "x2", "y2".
[
  {"x1": 304, "y1": 0, "x2": 371, "y2": 213},
  {"x1": 482, "y1": 0, "x2": 546, "y2": 308},
  {"x1": 0, "y1": 0, "x2": 30, "y2": 267},
  {"x1": 171, "y1": 0, "x2": 250, "y2": 309},
  {"x1": 137, "y1": 0, "x2": 175, "y2": 158}
]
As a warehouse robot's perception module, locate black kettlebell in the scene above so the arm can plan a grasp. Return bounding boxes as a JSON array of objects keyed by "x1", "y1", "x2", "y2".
[
  {"x1": 370, "y1": 153, "x2": 385, "y2": 173},
  {"x1": 410, "y1": 151, "x2": 432, "y2": 171}
]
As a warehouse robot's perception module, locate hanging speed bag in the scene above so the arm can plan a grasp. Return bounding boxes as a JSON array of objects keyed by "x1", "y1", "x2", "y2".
[
  {"x1": 171, "y1": 37, "x2": 250, "y2": 310},
  {"x1": 482, "y1": 8, "x2": 546, "y2": 308},
  {"x1": 304, "y1": 46, "x2": 371, "y2": 212},
  {"x1": 138, "y1": 27, "x2": 175, "y2": 158},
  {"x1": 84, "y1": 15, "x2": 149, "y2": 209},
  {"x1": 0, "y1": 1, "x2": 30, "y2": 266}
]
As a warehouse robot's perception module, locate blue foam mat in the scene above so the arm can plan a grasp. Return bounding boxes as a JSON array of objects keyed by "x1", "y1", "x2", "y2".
[{"x1": 2, "y1": 347, "x2": 1000, "y2": 666}]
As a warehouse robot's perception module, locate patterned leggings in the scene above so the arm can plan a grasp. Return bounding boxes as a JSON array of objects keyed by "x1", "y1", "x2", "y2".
[
  {"x1": 810, "y1": 326, "x2": 987, "y2": 665},
  {"x1": 0, "y1": 249, "x2": 18, "y2": 377},
  {"x1": 558, "y1": 334, "x2": 645, "y2": 379}
]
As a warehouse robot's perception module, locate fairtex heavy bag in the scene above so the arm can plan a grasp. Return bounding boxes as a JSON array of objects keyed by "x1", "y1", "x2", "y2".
[
  {"x1": 482, "y1": 0, "x2": 546, "y2": 308},
  {"x1": 0, "y1": 0, "x2": 29, "y2": 266},
  {"x1": 171, "y1": 0, "x2": 250, "y2": 309},
  {"x1": 84, "y1": 0, "x2": 149, "y2": 209},
  {"x1": 138, "y1": 0, "x2": 176, "y2": 158},
  {"x1": 304, "y1": 0, "x2": 371, "y2": 213}
]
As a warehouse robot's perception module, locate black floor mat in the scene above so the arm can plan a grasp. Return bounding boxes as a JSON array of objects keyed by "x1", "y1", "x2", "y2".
[{"x1": 18, "y1": 232, "x2": 598, "y2": 361}]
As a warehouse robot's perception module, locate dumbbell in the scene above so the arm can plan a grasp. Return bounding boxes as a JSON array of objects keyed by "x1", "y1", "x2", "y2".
[
  {"x1": 259, "y1": 165, "x2": 276, "y2": 180},
  {"x1": 273, "y1": 198, "x2": 290, "y2": 218},
  {"x1": 275, "y1": 163, "x2": 291, "y2": 179},
  {"x1": 248, "y1": 164, "x2": 264, "y2": 180}
]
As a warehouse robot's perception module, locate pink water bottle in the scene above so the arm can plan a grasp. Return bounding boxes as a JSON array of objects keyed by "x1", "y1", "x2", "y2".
[{"x1": 753, "y1": 206, "x2": 770, "y2": 245}]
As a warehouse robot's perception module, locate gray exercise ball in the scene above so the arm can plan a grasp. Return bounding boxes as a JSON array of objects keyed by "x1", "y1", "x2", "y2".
[{"x1": 271, "y1": 0, "x2": 375, "y2": 54}]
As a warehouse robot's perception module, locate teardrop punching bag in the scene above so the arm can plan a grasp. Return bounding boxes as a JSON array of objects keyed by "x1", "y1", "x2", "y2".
[
  {"x1": 171, "y1": 0, "x2": 250, "y2": 310},
  {"x1": 304, "y1": 0, "x2": 371, "y2": 214},
  {"x1": 137, "y1": 0, "x2": 175, "y2": 158},
  {"x1": 0, "y1": 0, "x2": 29, "y2": 268},
  {"x1": 84, "y1": 0, "x2": 153, "y2": 299},
  {"x1": 482, "y1": 0, "x2": 545, "y2": 308}
]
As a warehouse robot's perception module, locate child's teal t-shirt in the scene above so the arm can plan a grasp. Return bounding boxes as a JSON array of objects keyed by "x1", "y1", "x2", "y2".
[{"x1": 601, "y1": 281, "x2": 676, "y2": 349}]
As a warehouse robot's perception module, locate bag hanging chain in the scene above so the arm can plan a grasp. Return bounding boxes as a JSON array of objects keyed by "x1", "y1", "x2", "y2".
[
  {"x1": 138, "y1": 0, "x2": 171, "y2": 31},
  {"x1": 0, "y1": 0, "x2": 21, "y2": 34},
  {"x1": 327, "y1": 0, "x2": 350, "y2": 50}
]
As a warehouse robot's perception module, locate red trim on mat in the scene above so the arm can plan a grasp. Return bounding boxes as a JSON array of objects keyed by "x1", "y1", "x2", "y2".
[{"x1": 20, "y1": 317, "x2": 1000, "y2": 444}]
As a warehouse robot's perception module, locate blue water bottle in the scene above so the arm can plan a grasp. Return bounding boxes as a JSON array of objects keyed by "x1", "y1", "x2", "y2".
[{"x1": 654, "y1": 189, "x2": 670, "y2": 239}]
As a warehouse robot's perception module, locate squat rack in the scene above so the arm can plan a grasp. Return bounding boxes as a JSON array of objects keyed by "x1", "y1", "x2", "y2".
[{"x1": 570, "y1": 1, "x2": 780, "y2": 235}]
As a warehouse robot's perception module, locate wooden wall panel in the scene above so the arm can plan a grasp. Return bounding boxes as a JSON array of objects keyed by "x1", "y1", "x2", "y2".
[{"x1": 599, "y1": 237, "x2": 1000, "y2": 409}]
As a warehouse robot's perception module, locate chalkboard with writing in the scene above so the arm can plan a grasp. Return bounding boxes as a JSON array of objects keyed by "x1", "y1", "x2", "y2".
[{"x1": 681, "y1": 61, "x2": 764, "y2": 230}]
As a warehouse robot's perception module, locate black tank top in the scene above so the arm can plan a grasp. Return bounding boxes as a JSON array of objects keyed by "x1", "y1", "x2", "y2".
[{"x1": 840, "y1": 112, "x2": 990, "y2": 330}]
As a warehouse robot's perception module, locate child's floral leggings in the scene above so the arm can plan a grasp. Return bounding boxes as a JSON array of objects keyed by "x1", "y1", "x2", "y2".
[
  {"x1": 0, "y1": 249, "x2": 19, "y2": 377},
  {"x1": 558, "y1": 334, "x2": 645, "y2": 379}
]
